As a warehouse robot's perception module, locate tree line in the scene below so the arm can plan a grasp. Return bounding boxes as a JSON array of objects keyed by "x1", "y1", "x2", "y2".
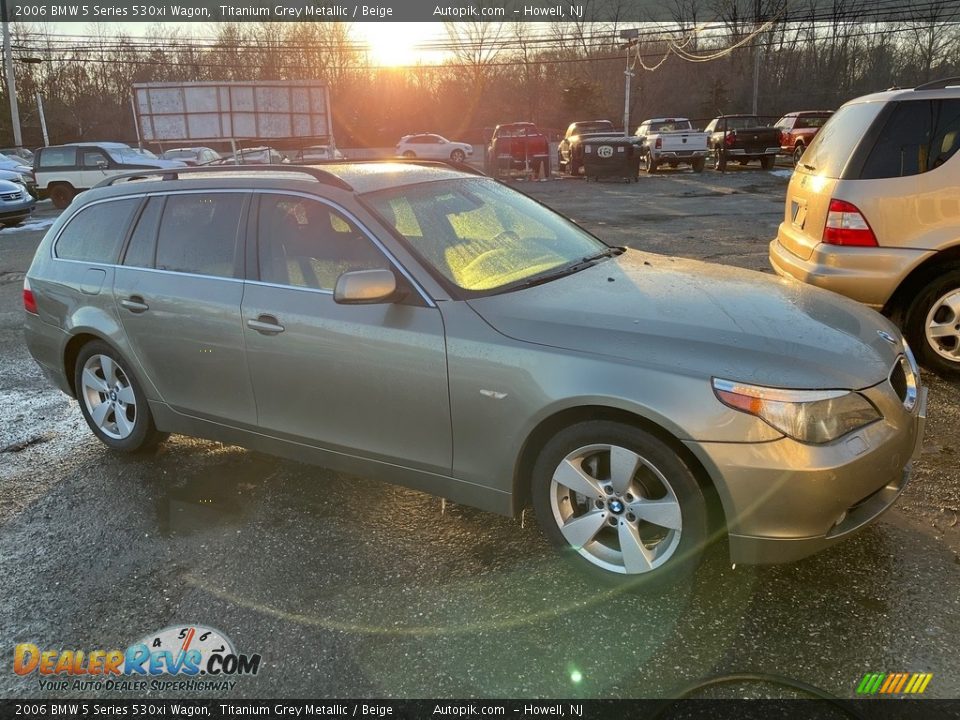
[{"x1": 4, "y1": 0, "x2": 959, "y2": 150}]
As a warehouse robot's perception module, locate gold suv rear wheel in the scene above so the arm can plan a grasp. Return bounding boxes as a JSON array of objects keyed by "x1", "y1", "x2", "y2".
[{"x1": 906, "y1": 268, "x2": 960, "y2": 377}]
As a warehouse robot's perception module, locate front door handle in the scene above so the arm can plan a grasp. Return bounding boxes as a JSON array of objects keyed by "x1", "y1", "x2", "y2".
[
  {"x1": 120, "y1": 296, "x2": 149, "y2": 313},
  {"x1": 247, "y1": 315, "x2": 285, "y2": 335}
]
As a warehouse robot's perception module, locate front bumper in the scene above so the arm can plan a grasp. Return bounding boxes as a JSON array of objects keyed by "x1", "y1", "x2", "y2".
[{"x1": 688, "y1": 383, "x2": 927, "y2": 565}]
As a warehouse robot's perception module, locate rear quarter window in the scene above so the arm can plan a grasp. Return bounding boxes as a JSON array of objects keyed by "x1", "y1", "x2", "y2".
[{"x1": 55, "y1": 198, "x2": 139, "y2": 263}]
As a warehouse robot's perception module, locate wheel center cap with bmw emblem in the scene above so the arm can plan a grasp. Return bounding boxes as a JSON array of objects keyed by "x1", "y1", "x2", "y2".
[
  {"x1": 110, "y1": 390, "x2": 117, "y2": 401},
  {"x1": 608, "y1": 498, "x2": 625, "y2": 514}
]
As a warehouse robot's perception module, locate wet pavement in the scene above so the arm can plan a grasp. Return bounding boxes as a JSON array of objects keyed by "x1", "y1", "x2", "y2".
[{"x1": 1, "y1": 178, "x2": 958, "y2": 701}]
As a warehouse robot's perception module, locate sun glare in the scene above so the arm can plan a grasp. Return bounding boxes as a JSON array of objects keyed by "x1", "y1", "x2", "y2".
[{"x1": 358, "y1": 23, "x2": 445, "y2": 67}]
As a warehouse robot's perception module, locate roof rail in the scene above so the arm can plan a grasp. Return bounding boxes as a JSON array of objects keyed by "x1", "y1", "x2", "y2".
[
  {"x1": 290, "y1": 157, "x2": 488, "y2": 177},
  {"x1": 914, "y1": 77, "x2": 960, "y2": 91},
  {"x1": 94, "y1": 164, "x2": 354, "y2": 191}
]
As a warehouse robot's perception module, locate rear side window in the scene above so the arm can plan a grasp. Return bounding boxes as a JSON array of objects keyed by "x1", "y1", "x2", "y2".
[
  {"x1": 860, "y1": 99, "x2": 960, "y2": 178},
  {"x1": 55, "y1": 199, "x2": 139, "y2": 263},
  {"x1": 38, "y1": 147, "x2": 77, "y2": 168},
  {"x1": 122, "y1": 196, "x2": 164, "y2": 268},
  {"x1": 155, "y1": 193, "x2": 245, "y2": 278}
]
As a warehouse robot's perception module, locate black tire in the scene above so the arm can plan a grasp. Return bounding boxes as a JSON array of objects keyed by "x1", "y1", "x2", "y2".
[
  {"x1": 792, "y1": 143, "x2": 805, "y2": 166},
  {"x1": 738, "y1": 159, "x2": 750, "y2": 166},
  {"x1": 714, "y1": 149, "x2": 727, "y2": 172},
  {"x1": 760, "y1": 155, "x2": 776, "y2": 170},
  {"x1": 904, "y1": 267, "x2": 960, "y2": 377},
  {"x1": 49, "y1": 183, "x2": 76, "y2": 210},
  {"x1": 531, "y1": 420, "x2": 709, "y2": 589},
  {"x1": 569, "y1": 157, "x2": 580, "y2": 176},
  {"x1": 691, "y1": 157, "x2": 705, "y2": 173},
  {"x1": 74, "y1": 340, "x2": 168, "y2": 452},
  {"x1": 402, "y1": 150, "x2": 416, "y2": 158},
  {"x1": 450, "y1": 149, "x2": 466, "y2": 163},
  {"x1": 644, "y1": 153, "x2": 658, "y2": 174}
]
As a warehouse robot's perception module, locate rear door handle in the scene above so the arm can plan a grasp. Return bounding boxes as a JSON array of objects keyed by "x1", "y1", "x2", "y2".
[
  {"x1": 120, "y1": 296, "x2": 149, "y2": 313},
  {"x1": 247, "y1": 315, "x2": 285, "y2": 335}
]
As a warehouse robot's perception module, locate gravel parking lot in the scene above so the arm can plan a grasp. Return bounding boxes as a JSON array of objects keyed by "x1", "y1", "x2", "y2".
[{"x1": 1, "y1": 169, "x2": 958, "y2": 701}]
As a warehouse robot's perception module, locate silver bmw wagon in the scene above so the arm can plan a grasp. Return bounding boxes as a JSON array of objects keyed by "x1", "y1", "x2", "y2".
[{"x1": 23, "y1": 162, "x2": 927, "y2": 584}]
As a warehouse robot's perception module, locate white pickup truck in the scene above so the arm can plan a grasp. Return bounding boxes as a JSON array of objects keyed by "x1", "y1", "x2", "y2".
[{"x1": 633, "y1": 118, "x2": 710, "y2": 173}]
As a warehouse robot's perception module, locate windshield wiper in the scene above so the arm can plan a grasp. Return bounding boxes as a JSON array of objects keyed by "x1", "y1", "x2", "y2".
[{"x1": 509, "y1": 246, "x2": 625, "y2": 291}]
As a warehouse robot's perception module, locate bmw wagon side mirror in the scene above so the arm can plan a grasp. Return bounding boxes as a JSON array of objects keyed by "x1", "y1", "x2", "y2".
[{"x1": 334, "y1": 269, "x2": 398, "y2": 305}]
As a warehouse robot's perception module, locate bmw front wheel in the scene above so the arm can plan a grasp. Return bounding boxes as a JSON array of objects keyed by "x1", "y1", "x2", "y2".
[{"x1": 532, "y1": 421, "x2": 709, "y2": 587}]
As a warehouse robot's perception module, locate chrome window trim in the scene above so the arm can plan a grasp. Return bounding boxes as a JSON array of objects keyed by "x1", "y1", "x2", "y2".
[
  {"x1": 50, "y1": 188, "x2": 436, "y2": 308},
  {"x1": 251, "y1": 188, "x2": 435, "y2": 308}
]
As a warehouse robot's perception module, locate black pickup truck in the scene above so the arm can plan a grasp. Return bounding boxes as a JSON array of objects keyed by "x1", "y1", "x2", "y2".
[{"x1": 705, "y1": 115, "x2": 781, "y2": 171}]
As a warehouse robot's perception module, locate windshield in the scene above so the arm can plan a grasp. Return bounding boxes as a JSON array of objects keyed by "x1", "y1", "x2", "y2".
[
  {"x1": 365, "y1": 178, "x2": 608, "y2": 294},
  {"x1": 799, "y1": 101, "x2": 884, "y2": 178},
  {"x1": 107, "y1": 148, "x2": 159, "y2": 164}
]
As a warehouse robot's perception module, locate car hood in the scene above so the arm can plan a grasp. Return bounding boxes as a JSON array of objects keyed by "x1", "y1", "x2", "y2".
[{"x1": 466, "y1": 250, "x2": 900, "y2": 389}]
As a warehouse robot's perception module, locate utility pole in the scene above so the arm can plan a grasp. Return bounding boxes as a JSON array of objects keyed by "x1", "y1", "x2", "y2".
[
  {"x1": 752, "y1": 0, "x2": 762, "y2": 116},
  {"x1": 36, "y1": 92, "x2": 47, "y2": 146},
  {"x1": 619, "y1": 29, "x2": 639, "y2": 136},
  {"x1": 0, "y1": 0, "x2": 21, "y2": 147}
]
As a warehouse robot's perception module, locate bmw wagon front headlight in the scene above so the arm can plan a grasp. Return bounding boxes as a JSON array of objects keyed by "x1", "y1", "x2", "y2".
[{"x1": 712, "y1": 378, "x2": 881, "y2": 444}]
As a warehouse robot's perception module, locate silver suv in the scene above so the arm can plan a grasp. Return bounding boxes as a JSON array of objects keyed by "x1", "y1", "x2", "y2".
[
  {"x1": 771, "y1": 78, "x2": 960, "y2": 377},
  {"x1": 24, "y1": 163, "x2": 926, "y2": 584}
]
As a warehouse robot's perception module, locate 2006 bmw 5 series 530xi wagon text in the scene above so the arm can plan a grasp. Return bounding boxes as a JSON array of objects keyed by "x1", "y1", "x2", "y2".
[{"x1": 23, "y1": 162, "x2": 927, "y2": 585}]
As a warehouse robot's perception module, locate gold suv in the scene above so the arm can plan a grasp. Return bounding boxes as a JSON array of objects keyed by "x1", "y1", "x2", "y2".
[{"x1": 770, "y1": 78, "x2": 960, "y2": 376}]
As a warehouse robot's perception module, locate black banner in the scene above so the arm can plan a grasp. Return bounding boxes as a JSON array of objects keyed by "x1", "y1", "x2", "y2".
[
  {"x1": 4, "y1": 0, "x2": 949, "y2": 23},
  {"x1": 2, "y1": 700, "x2": 960, "y2": 720}
]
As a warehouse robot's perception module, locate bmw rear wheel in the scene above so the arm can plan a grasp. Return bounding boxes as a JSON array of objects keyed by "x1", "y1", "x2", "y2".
[
  {"x1": 450, "y1": 149, "x2": 466, "y2": 163},
  {"x1": 74, "y1": 341, "x2": 167, "y2": 452},
  {"x1": 532, "y1": 421, "x2": 709, "y2": 587}
]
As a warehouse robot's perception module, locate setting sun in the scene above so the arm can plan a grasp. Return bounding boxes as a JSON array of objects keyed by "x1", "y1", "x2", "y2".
[{"x1": 357, "y1": 22, "x2": 447, "y2": 67}]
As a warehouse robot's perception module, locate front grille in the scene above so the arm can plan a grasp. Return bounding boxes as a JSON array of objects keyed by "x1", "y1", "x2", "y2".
[
  {"x1": 0, "y1": 191, "x2": 21, "y2": 201},
  {"x1": 890, "y1": 359, "x2": 908, "y2": 403}
]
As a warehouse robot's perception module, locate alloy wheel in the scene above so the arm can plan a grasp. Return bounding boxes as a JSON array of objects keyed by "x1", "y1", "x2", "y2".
[
  {"x1": 924, "y1": 289, "x2": 960, "y2": 362},
  {"x1": 80, "y1": 354, "x2": 138, "y2": 440},
  {"x1": 549, "y1": 443, "x2": 682, "y2": 574}
]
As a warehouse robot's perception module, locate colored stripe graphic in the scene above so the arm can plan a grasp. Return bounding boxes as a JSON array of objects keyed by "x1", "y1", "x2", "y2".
[{"x1": 856, "y1": 672, "x2": 931, "y2": 695}]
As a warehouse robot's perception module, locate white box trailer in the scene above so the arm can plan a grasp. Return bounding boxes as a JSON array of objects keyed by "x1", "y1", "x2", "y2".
[{"x1": 132, "y1": 80, "x2": 333, "y2": 148}]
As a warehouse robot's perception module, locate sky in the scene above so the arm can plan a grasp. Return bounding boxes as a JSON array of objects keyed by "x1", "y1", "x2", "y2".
[{"x1": 46, "y1": 21, "x2": 455, "y2": 66}]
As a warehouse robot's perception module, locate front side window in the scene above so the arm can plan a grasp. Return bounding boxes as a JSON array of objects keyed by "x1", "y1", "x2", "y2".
[
  {"x1": 257, "y1": 195, "x2": 387, "y2": 290},
  {"x1": 155, "y1": 193, "x2": 244, "y2": 278},
  {"x1": 365, "y1": 178, "x2": 607, "y2": 294},
  {"x1": 82, "y1": 151, "x2": 109, "y2": 169},
  {"x1": 55, "y1": 199, "x2": 139, "y2": 263}
]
